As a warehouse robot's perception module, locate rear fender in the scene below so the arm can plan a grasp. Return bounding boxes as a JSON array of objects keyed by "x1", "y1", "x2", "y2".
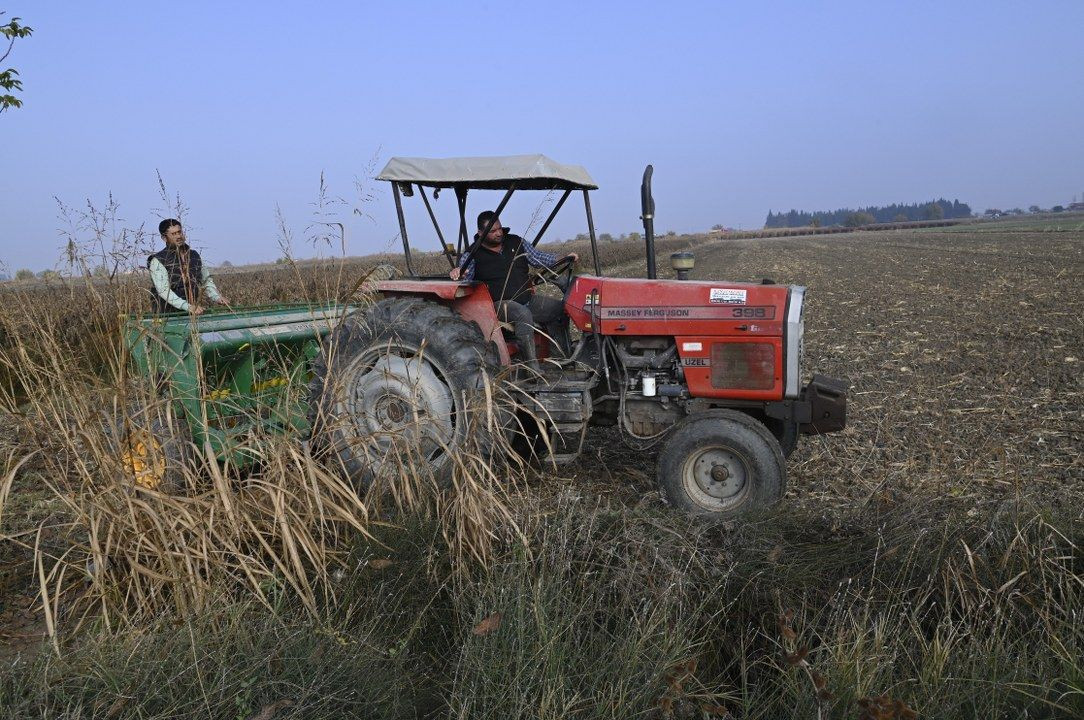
[
  {"x1": 376, "y1": 280, "x2": 511, "y2": 365},
  {"x1": 376, "y1": 279, "x2": 472, "y2": 300}
]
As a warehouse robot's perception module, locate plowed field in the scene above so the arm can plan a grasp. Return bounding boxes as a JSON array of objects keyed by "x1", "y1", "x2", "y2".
[{"x1": 567, "y1": 221, "x2": 1084, "y2": 512}]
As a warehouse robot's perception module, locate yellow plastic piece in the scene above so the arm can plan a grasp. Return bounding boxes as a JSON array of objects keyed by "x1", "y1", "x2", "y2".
[
  {"x1": 120, "y1": 429, "x2": 167, "y2": 490},
  {"x1": 253, "y1": 377, "x2": 289, "y2": 392}
]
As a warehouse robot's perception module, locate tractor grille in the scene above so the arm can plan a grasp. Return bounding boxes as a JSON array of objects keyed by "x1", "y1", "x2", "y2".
[{"x1": 710, "y1": 342, "x2": 776, "y2": 390}]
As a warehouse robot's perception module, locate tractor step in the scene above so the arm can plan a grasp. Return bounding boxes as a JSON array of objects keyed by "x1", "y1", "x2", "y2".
[
  {"x1": 527, "y1": 389, "x2": 592, "y2": 427},
  {"x1": 542, "y1": 422, "x2": 588, "y2": 465},
  {"x1": 517, "y1": 368, "x2": 594, "y2": 465},
  {"x1": 519, "y1": 367, "x2": 598, "y2": 393},
  {"x1": 542, "y1": 452, "x2": 581, "y2": 465}
]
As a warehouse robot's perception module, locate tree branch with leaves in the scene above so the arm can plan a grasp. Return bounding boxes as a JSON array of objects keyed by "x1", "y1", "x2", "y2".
[{"x1": 1, "y1": 12, "x2": 33, "y2": 113}]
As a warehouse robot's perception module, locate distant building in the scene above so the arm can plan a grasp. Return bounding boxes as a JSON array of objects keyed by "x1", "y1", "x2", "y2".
[{"x1": 1068, "y1": 202, "x2": 1084, "y2": 212}]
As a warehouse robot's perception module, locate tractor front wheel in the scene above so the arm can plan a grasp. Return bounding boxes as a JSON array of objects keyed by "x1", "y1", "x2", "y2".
[{"x1": 656, "y1": 410, "x2": 785, "y2": 519}]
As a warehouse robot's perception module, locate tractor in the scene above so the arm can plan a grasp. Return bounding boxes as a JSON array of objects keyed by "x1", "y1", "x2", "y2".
[{"x1": 121, "y1": 155, "x2": 846, "y2": 518}]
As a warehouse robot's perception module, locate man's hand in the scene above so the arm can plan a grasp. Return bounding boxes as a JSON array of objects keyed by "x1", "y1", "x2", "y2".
[
  {"x1": 567, "y1": 253, "x2": 579, "y2": 263},
  {"x1": 190, "y1": 305, "x2": 205, "y2": 316},
  {"x1": 450, "y1": 267, "x2": 463, "y2": 281},
  {"x1": 215, "y1": 295, "x2": 231, "y2": 306}
]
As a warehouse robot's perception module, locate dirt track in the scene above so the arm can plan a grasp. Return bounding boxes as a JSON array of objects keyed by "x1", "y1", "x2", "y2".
[{"x1": 561, "y1": 224, "x2": 1084, "y2": 512}]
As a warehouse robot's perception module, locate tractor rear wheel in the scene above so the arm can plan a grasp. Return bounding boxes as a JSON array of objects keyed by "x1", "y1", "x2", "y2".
[
  {"x1": 656, "y1": 410, "x2": 785, "y2": 519},
  {"x1": 309, "y1": 297, "x2": 505, "y2": 489}
]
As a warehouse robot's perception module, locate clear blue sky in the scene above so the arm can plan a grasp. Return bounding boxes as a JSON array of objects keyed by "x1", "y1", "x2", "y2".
[{"x1": 2, "y1": 1, "x2": 1082, "y2": 272}]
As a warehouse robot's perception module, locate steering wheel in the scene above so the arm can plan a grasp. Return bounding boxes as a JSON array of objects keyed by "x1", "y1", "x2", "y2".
[{"x1": 531, "y1": 254, "x2": 577, "y2": 295}]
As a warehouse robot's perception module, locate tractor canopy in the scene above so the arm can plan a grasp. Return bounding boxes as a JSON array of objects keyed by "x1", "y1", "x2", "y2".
[
  {"x1": 376, "y1": 154, "x2": 597, "y2": 190},
  {"x1": 376, "y1": 154, "x2": 603, "y2": 277}
]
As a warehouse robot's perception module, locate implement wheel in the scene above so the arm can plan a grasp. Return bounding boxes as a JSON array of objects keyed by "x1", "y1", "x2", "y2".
[
  {"x1": 656, "y1": 410, "x2": 785, "y2": 519},
  {"x1": 309, "y1": 297, "x2": 504, "y2": 489},
  {"x1": 111, "y1": 404, "x2": 193, "y2": 492}
]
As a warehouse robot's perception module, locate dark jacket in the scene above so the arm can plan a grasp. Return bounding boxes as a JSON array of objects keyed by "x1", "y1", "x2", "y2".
[
  {"x1": 471, "y1": 234, "x2": 532, "y2": 304},
  {"x1": 148, "y1": 245, "x2": 203, "y2": 314}
]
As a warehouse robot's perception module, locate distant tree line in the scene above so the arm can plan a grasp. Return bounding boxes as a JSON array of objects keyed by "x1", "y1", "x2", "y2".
[{"x1": 764, "y1": 199, "x2": 972, "y2": 229}]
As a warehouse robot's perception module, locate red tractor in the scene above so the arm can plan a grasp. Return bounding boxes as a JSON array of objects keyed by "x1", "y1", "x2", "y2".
[{"x1": 310, "y1": 155, "x2": 846, "y2": 518}]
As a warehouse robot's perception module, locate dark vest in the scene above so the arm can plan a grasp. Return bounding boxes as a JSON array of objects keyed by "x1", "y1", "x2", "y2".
[
  {"x1": 147, "y1": 245, "x2": 203, "y2": 313},
  {"x1": 472, "y1": 235, "x2": 531, "y2": 304}
]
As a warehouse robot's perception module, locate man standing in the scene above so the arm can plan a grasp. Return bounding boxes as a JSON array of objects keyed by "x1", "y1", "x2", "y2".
[
  {"x1": 148, "y1": 219, "x2": 230, "y2": 315},
  {"x1": 450, "y1": 211, "x2": 577, "y2": 372}
]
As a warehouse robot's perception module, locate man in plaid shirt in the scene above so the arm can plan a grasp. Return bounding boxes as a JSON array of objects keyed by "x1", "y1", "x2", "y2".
[{"x1": 450, "y1": 211, "x2": 578, "y2": 372}]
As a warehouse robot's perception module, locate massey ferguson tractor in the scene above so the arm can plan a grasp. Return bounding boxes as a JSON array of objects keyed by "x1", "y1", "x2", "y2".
[{"x1": 121, "y1": 155, "x2": 846, "y2": 518}]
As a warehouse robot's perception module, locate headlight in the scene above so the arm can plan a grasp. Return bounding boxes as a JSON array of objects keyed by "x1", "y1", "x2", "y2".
[
  {"x1": 710, "y1": 342, "x2": 776, "y2": 390},
  {"x1": 785, "y1": 286, "x2": 806, "y2": 398}
]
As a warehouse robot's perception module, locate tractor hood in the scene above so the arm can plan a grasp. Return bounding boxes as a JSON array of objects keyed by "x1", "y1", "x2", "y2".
[
  {"x1": 566, "y1": 276, "x2": 794, "y2": 337},
  {"x1": 565, "y1": 276, "x2": 807, "y2": 401}
]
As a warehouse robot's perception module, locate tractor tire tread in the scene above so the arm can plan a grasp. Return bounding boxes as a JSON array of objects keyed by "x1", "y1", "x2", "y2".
[
  {"x1": 656, "y1": 409, "x2": 785, "y2": 519},
  {"x1": 307, "y1": 296, "x2": 503, "y2": 488}
]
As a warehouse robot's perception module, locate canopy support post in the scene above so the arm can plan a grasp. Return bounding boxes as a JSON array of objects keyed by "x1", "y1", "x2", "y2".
[
  {"x1": 418, "y1": 184, "x2": 455, "y2": 268},
  {"x1": 392, "y1": 182, "x2": 415, "y2": 277},
  {"x1": 455, "y1": 185, "x2": 469, "y2": 258},
  {"x1": 531, "y1": 189, "x2": 572, "y2": 247}
]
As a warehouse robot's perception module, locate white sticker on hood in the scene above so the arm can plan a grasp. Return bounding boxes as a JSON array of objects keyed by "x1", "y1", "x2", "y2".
[{"x1": 709, "y1": 288, "x2": 747, "y2": 305}]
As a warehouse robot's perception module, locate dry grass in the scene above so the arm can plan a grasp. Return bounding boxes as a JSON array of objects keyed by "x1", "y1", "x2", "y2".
[
  {"x1": 0, "y1": 258, "x2": 532, "y2": 642},
  {"x1": 0, "y1": 219, "x2": 1081, "y2": 718}
]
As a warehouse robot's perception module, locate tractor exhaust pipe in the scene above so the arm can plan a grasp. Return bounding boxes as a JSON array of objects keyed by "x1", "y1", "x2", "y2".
[{"x1": 640, "y1": 164, "x2": 656, "y2": 280}]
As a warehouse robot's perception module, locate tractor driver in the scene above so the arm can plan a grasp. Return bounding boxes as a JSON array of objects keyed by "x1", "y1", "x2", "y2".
[
  {"x1": 147, "y1": 219, "x2": 230, "y2": 315},
  {"x1": 449, "y1": 211, "x2": 577, "y2": 373}
]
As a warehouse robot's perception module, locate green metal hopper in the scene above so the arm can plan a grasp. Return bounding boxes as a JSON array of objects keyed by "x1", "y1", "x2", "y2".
[{"x1": 123, "y1": 303, "x2": 355, "y2": 468}]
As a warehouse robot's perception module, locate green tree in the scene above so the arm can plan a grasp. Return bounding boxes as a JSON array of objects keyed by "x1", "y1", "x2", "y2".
[
  {"x1": 627, "y1": 231, "x2": 641, "y2": 242},
  {"x1": 893, "y1": 214, "x2": 908, "y2": 223},
  {"x1": 598, "y1": 233, "x2": 614, "y2": 243},
  {"x1": 844, "y1": 212, "x2": 874, "y2": 227},
  {"x1": 1052, "y1": 205, "x2": 1065, "y2": 213},
  {"x1": 810, "y1": 217, "x2": 822, "y2": 228},
  {"x1": 923, "y1": 203, "x2": 944, "y2": 220},
  {"x1": 1028, "y1": 205, "x2": 1041, "y2": 214},
  {"x1": 15, "y1": 268, "x2": 33, "y2": 280},
  {"x1": 0, "y1": 13, "x2": 33, "y2": 113}
]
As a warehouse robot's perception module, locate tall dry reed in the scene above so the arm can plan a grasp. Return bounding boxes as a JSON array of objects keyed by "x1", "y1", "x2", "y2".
[{"x1": 0, "y1": 255, "x2": 531, "y2": 642}]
